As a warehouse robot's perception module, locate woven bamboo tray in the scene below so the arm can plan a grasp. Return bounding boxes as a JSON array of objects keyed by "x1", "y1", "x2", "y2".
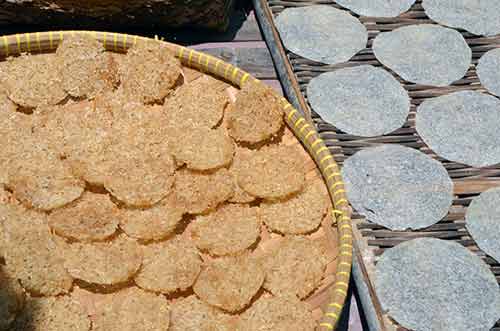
[
  {"x1": 253, "y1": 0, "x2": 500, "y2": 330},
  {"x1": 0, "y1": 30, "x2": 353, "y2": 330}
]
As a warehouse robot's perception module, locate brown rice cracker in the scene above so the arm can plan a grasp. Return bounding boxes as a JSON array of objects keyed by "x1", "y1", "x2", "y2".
[
  {"x1": 120, "y1": 42, "x2": 182, "y2": 104},
  {"x1": 135, "y1": 237, "x2": 202, "y2": 294},
  {"x1": 119, "y1": 193, "x2": 184, "y2": 241},
  {"x1": 170, "y1": 295, "x2": 233, "y2": 331},
  {"x1": 34, "y1": 99, "x2": 114, "y2": 186},
  {"x1": 191, "y1": 204, "x2": 261, "y2": 256},
  {"x1": 237, "y1": 145, "x2": 306, "y2": 200},
  {"x1": 0, "y1": 268, "x2": 24, "y2": 331},
  {"x1": 164, "y1": 75, "x2": 229, "y2": 128},
  {"x1": 93, "y1": 287, "x2": 170, "y2": 331},
  {"x1": 104, "y1": 104, "x2": 176, "y2": 206},
  {"x1": 2, "y1": 207, "x2": 73, "y2": 296},
  {"x1": 0, "y1": 87, "x2": 16, "y2": 113},
  {"x1": 261, "y1": 179, "x2": 329, "y2": 234},
  {"x1": 261, "y1": 236, "x2": 328, "y2": 299},
  {"x1": 170, "y1": 127, "x2": 234, "y2": 171},
  {"x1": 63, "y1": 235, "x2": 142, "y2": 285},
  {"x1": 48, "y1": 192, "x2": 120, "y2": 242},
  {"x1": 174, "y1": 168, "x2": 234, "y2": 214},
  {"x1": 6, "y1": 144, "x2": 85, "y2": 211},
  {"x1": 2, "y1": 53, "x2": 67, "y2": 109},
  {"x1": 193, "y1": 253, "x2": 265, "y2": 312},
  {"x1": 228, "y1": 147, "x2": 255, "y2": 203},
  {"x1": 226, "y1": 81, "x2": 284, "y2": 144},
  {"x1": 11, "y1": 295, "x2": 90, "y2": 331},
  {"x1": 56, "y1": 34, "x2": 119, "y2": 98},
  {"x1": 236, "y1": 296, "x2": 316, "y2": 331}
]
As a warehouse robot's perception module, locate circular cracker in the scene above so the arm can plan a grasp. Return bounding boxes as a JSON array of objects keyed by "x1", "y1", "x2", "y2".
[
  {"x1": 56, "y1": 34, "x2": 119, "y2": 98},
  {"x1": 373, "y1": 24, "x2": 471, "y2": 86},
  {"x1": 164, "y1": 75, "x2": 228, "y2": 129},
  {"x1": 375, "y1": 238, "x2": 500, "y2": 331},
  {"x1": 120, "y1": 42, "x2": 182, "y2": 104},
  {"x1": 170, "y1": 296, "x2": 233, "y2": 331},
  {"x1": 170, "y1": 127, "x2": 235, "y2": 171},
  {"x1": 63, "y1": 234, "x2": 142, "y2": 285},
  {"x1": 422, "y1": 0, "x2": 500, "y2": 36},
  {"x1": 477, "y1": 48, "x2": 500, "y2": 98},
  {"x1": 275, "y1": 6, "x2": 368, "y2": 65},
  {"x1": 2, "y1": 207, "x2": 73, "y2": 296},
  {"x1": 342, "y1": 144, "x2": 453, "y2": 230},
  {"x1": 48, "y1": 192, "x2": 120, "y2": 242},
  {"x1": 119, "y1": 193, "x2": 185, "y2": 241},
  {"x1": 261, "y1": 179, "x2": 329, "y2": 234},
  {"x1": 93, "y1": 287, "x2": 170, "y2": 331},
  {"x1": 226, "y1": 81, "x2": 284, "y2": 144},
  {"x1": 11, "y1": 296, "x2": 90, "y2": 331},
  {"x1": 135, "y1": 237, "x2": 202, "y2": 294},
  {"x1": 261, "y1": 236, "x2": 328, "y2": 299},
  {"x1": 236, "y1": 296, "x2": 316, "y2": 331},
  {"x1": 237, "y1": 145, "x2": 306, "y2": 200},
  {"x1": 335, "y1": 0, "x2": 416, "y2": 17},
  {"x1": 307, "y1": 65, "x2": 410, "y2": 137},
  {"x1": 174, "y1": 168, "x2": 234, "y2": 215},
  {"x1": 1, "y1": 53, "x2": 67, "y2": 109},
  {"x1": 466, "y1": 187, "x2": 500, "y2": 263},
  {"x1": 416, "y1": 91, "x2": 500, "y2": 168},
  {"x1": 0, "y1": 268, "x2": 24, "y2": 331},
  {"x1": 194, "y1": 253, "x2": 265, "y2": 312},
  {"x1": 191, "y1": 204, "x2": 261, "y2": 256},
  {"x1": 228, "y1": 147, "x2": 256, "y2": 204}
]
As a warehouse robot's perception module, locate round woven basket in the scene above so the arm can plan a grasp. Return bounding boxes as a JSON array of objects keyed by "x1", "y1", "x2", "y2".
[{"x1": 0, "y1": 31, "x2": 353, "y2": 331}]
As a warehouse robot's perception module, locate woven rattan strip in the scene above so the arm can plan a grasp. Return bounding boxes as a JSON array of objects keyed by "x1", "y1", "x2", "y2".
[
  {"x1": 265, "y1": 0, "x2": 500, "y2": 330},
  {"x1": 0, "y1": 30, "x2": 352, "y2": 331}
]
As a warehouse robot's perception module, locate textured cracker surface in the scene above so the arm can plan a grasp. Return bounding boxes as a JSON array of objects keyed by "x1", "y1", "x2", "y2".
[
  {"x1": 477, "y1": 48, "x2": 500, "y2": 98},
  {"x1": 228, "y1": 147, "x2": 256, "y2": 203},
  {"x1": 170, "y1": 296, "x2": 233, "y2": 331},
  {"x1": 335, "y1": 0, "x2": 416, "y2": 17},
  {"x1": 0, "y1": 268, "x2": 24, "y2": 331}
]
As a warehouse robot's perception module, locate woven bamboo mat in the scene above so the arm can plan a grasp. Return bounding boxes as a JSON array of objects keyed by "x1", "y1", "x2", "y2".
[{"x1": 262, "y1": 0, "x2": 500, "y2": 330}]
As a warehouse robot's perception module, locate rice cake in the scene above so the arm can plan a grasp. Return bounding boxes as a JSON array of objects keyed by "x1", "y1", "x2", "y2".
[
  {"x1": 63, "y1": 235, "x2": 142, "y2": 285},
  {"x1": 92, "y1": 287, "x2": 170, "y2": 331},
  {"x1": 11, "y1": 296, "x2": 90, "y2": 331},
  {"x1": 0, "y1": 268, "x2": 24, "y2": 331},
  {"x1": 375, "y1": 238, "x2": 500, "y2": 331},
  {"x1": 120, "y1": 42, "x2": 182, "y2": 104},
  {"x1": 193, "y1": 254, "x2": 265, "y2": 312},
  {"x1": 164, "y1": 75, "x2": 228, "y2": 128},
  {"x1": 169, "y1": 296, "x2": 233, "y2": 331},
  {"x1": 0, "y1": 88, "x2": 16, "y2": 113},
  {"x1": 2, "y1": 208, "x2": 73, "y2": 296},
  {"x1": 261, "y1": 236, "x2": 328, "y2": 299},
  {"x1": 191, "y1": 204, "x2": 261, "y2": 256},
  {"x1": 170, "y1": 127, "x2": 234, "y2": 171},
  {"x1": 423, "y1": 0, "x2": 500, "y2": 36},
  {"x1": 104, "y1": 104, "x2": 176, "y2": 206},
  {"x1": 373, "y1": 24, "x2": 471, "y2": 86},
  {"x1": 236, "y1": 296, "x2": 316, "y2": 331},
  {"x1": 228, "y1": 147, "x2": 256, "y2": 204},
  {"x1": 56, "y1": 34, "x2": 119, "y2": 99},
  {"x1": 416, "y1": 91, "x2": 500, "y2": 167},
  {"x1": 237, "y1": 145, "x2": 305, "y2": 200},
  {"x1": 48, "y1": 192, "x2": 120, "y2": 242},
  {"x1": 466, "y1": 187, "x2": 500, "y2": 263},
  {"x1": 34, "y1": 99, "x2": 114, "y2": 186},
  {"x1": 335, "y1": 0, "x2": 416, "y2": 17},
  {"x1": 275, "y1": 6, "x2": 367, "y2": 65},
  {"x1": 341, "y1": 144, "x2": 453, "y2": 230},
  {"x1": 477, "y1": 48, "x2": 500, "y2": 98},
  {"x1": 119, "y1": 193, "x2": 185, "y2": 241},
  {"x1": 261, "y1": 179, "x2": 329, "y2": 234},
  {"x1": 307, "y1": 65, "x2": 410, "y2": 137},
  {"x1": 174, "y1": 168, "x2": 233, "y2": 214},
  {"x1": 226, "y1": 81, "x2": 284, "y2": 144},
  {"x1": 1, "y1": 53, "x2": 67, "y2": 109},
  {"x1": 135, "y1": 237, "x2": 202, "y2": 294}
]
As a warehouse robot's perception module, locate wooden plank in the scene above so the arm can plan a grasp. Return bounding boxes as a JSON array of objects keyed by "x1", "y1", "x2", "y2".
[{"x1": 196, "y1": 46, "x2": 277, "y2": 80}]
